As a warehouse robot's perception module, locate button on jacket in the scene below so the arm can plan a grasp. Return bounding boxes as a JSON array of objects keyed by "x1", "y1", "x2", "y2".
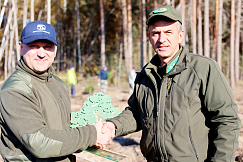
[
  {"x1": 0, "y1": 58, "x2": 97, "y2": 161},
  {"x1": 107, "y1": 46, "x2": 241, "y2": 162}
]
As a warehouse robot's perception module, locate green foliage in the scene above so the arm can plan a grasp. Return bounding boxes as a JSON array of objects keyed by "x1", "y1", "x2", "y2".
[
  {"x1": 84, "y1": 86, "x2": 94, "y2": 93},
  {"x1": 70, "y1": 92, "x2": 120, "y2": 128}
]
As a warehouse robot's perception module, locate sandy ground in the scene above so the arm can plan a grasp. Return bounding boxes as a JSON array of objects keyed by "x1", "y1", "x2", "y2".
[{"x1": 0, "y1": 78, "x2": 243, "y2": 161}]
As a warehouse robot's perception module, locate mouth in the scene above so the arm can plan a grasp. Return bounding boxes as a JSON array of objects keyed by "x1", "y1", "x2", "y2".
[
  {"x1": 35, "y1": 59, "x2": 47, "y2": 64},
  {"x1": 157, "y1": 45, "x2": 169, "y2": 50}
]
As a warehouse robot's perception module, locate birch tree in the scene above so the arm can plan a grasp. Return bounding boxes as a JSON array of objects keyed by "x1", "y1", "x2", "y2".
[
  {"x1": 47, "y1": 0, "x2": 51, "y2": 24},
  {"x1": 122, "y1": 0, "x2": 128, "y2": 74},
  {"x1": 12, "y1": 0, "x2": 19, "y2": 60},
  {"x1": 76, "y1": 0, "x2": 81, "y2": 74},
  {"x1": 147, "y1": 0, "x2": 152, "y2": 61},
  {"x1": 204, "y1": 0, "x2": 210, "y2": 57},
  {"x1": 141, "y1": 0, "x2": 147, "y2": 67},
  {"x1": 23, "y1": 0, "x2": 28, "y2": 27},
  {"x1": 31, "y1": 0, "x2": 34, "y2": 21},
  {"x1": 127, "y1": 0, "x2": 132, "y2": 76},
  {"x1": 100, "y1": 0, "x2": 106, "y2": 67},
  {"x1": 217, "y1": 0, "x2": 223, "y2": 69},
  {"x1": 212, "y1": 0, "x2": 219, "y2": 60},
  {"x1": 192, "y1": 0, "x2": 196, "y2": 53},
  {"x1": 197, "y1": 0, "x2": 202, "y2": 55},
  {"x1": 180, "y1": 0, "x2": 186, "y2": 46},
  {"x1": 235, "y1": 0, "x2": 241, "y2": 83},
  {"x1": 0, "y1": 0, "x2": 9, "y2": 27},
  {"x1": 230, "y1": 0, "x2": 235, "y2": 88}
]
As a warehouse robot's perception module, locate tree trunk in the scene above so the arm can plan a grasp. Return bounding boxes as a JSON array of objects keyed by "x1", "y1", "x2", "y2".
[
  {"x1": 23, "y1": 0, "x2": 28, "y2": 27},
  {"x1": 235, "y1": 0, "x2": 241, "y2": 83},
  {"x1": 31, "y1": 0, "x2": 34, "y2": 21},
  {"x1": 100, "y1": 0, "x2": 106, "y2": 67},
  {"x1": 147, "y1": 0, "x2": 152, "y2": 61},
  {"x1": 217, "y1": 0, "x2": 223, "y2": 69},
  {"x1": 76, "y1": 0, "x2": 82, "y2": 74},
  {"x1": 47, "y1": 0, "x2": 51, "y2": 24},
  {"x1": 192, "y1": 0, "x2": 196, "y2": 53},
  {"x1": 122, "y1": 0, "x2": 128, "y2": 76},
  {"x1": 165, "y1": 0, "x2": 171, "y2": 5},
  {"x1": 180, "y1": 0, "x2": 186, "y2": 46},
  {"x1": 212, "y1": 0, "x2": 218, "y2": 60},
  {"x1": 4, "y1": 32, "x2": 9, "y2": 79},
  {"x1": 8, "y1": 21, "x2": 14, "y2": 75},
  {"x1": 118, "y1": 38, "x2": 123, "y2": 87},
  {"x1": 127, "y1": 0, "x2": 132, "y2": 77},
  {"x1": 141, "y1": 0, "x2": 147, "y2": 67},
  {"x1": 0, "y1": 0, "x2": 8, "y2": 27},
  {"x1": 230, "y1": 0, "x2": 235, "y2": 88},
  {"x1": 197, "y1": 0, "x2": 202, "y2": 55},
  {"x1": 204, "y1": 0, "x2": 210, "y2": 57},
  {"x1": 0, "y1": 6, "x2": 13, "y2": 61},
  {"x1": 154, "y1": 0, "x2": 158, "y2": 9},
  {"x1": 12, "y1": 0, "x2": 20, "y2": 61},
  {"x1": 63, "y1": 0, "x2": 67, "y2": 70}
]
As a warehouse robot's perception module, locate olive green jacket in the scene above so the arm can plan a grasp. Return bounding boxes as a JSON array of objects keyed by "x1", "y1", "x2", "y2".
[
  {"x1": 0, "y1": 58, "x2": 97, "y2": 162},
  {"x1": 107, "y1": 46, "x2": 240, "y2": 162}
]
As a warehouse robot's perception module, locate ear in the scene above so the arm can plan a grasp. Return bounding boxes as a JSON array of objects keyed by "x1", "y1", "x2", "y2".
[
  {"x1": 54, "y1": 45, "x2": 57, "y2": 58},
  {"x1": 148, "y1": 30, "x2": 152, "y2": 44},
  {"x1": 178, "y1": 30, "x2": 185, "y2": 44},
  {"x1": 19, "y1": 42, "x2": 24, "y2": 56}
]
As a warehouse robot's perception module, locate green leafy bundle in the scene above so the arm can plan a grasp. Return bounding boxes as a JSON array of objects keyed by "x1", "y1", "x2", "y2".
[{"x1": 70, "y1": 92, "x2": 120, "y2": 128}]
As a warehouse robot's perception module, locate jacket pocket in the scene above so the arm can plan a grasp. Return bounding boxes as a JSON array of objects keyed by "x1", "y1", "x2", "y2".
[
  {"x1": 164, "y1": 82, "x2": 187, "y2": 135},
  {"x1": 140, "y1": 124, "x2": 154, "y2": 157}
]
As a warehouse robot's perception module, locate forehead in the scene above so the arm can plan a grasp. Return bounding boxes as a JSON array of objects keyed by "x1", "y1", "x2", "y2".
[{"x1": 149, "y1": 19, "x2": 177, "y2": 30}]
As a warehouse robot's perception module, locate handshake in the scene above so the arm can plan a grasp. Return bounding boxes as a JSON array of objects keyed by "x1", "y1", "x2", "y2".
[{"x1": 94, "y1": 121, "x2": 116, "y2": 149}]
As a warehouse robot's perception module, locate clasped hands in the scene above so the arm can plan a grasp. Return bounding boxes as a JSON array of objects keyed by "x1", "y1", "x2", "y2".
[{"x1": 94, "y1": 121, "x2": 116, "y2": 149}]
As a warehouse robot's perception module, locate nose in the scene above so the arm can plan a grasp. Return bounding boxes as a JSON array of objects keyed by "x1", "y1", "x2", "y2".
[
  {"x1": 158, "y1": 32, "x2": 166, "y2": 43},
  {"x1": 37, "y1": 48, "x2": 46, "y2": 58}
]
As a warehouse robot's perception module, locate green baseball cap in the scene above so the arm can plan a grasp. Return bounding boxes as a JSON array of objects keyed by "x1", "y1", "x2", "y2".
[{"x1": 147, "y1": 5, "x2": 182, "y2": 25}]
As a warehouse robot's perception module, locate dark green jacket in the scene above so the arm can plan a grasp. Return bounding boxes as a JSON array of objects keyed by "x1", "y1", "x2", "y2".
[
  {"x1": 0, "y1": 59, "x2": 97, "y2": 162},
  {"x1": 107, "y1": 46, "x2": 240, "y2": 162}
]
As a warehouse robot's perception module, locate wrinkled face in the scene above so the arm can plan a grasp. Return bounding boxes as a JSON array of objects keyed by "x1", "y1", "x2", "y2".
[
  {"x1": 19, "y1": 40, "x2": 57, "y2": 73},
  {"x1": 148, "y1": 20, "x2": 184, "y2": 65}
]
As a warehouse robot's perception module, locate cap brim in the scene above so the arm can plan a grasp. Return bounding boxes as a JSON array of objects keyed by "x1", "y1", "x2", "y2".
[{"x1": 22, "y1": 35, "x2": 57, "y2": 45}]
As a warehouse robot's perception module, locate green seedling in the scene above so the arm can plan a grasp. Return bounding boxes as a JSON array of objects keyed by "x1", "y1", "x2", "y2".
[{"x1": 70, "y1": 92, "x2": 121, "y2": 128}]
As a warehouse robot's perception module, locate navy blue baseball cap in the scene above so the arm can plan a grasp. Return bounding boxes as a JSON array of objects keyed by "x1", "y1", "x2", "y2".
[{"x1": 21, "y1": 21, "x2": 57, "y2": 45}]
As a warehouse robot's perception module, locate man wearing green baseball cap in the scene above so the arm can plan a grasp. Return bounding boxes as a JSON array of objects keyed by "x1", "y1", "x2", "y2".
[{"x1": 101, "y1": 5, "x2": 240, "y2": 162}]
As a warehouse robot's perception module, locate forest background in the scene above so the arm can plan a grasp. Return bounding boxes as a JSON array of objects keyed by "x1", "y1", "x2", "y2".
[{"x1": 0, "y1": 0, "x2": 242, "y2": 88}]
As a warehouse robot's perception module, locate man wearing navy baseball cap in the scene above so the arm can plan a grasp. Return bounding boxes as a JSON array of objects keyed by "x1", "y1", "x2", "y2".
[
  {"x1": 0, "y1": 21, "x2": 112, "y2": 161},
  {"x1": 101, "y1": 5, "x2": 240, "y2": 162}
]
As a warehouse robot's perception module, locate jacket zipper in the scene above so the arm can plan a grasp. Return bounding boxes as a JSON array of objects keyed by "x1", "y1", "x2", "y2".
[
  {"x1": 59, "y1": 93, "x2": 69, "y2": 123},
  {"x1": 188, "y1": 127, "x2": 199, "y2": 161},
  {"x1": 147, "y1": 74, "x2": 164, "y2": 161}
]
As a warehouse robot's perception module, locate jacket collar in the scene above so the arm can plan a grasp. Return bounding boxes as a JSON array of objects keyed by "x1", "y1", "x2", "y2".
[
  {"x1": 141, "y1": 45, "x2": 188, "y2": 76},
  {"x1": 16, "y1": 57, "x2": 55, "y2": 82}
]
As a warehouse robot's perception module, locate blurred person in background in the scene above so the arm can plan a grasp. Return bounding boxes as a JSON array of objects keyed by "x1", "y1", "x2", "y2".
[
  {"x1": 67, "y1": 65, "x2": 77, "y2": 98},
  {"x1": 128, "y1": 67, "x2": 137, "y2": 94},
  {"x1": 98, "y1": 65, "x2": 109, "y2": 94}
]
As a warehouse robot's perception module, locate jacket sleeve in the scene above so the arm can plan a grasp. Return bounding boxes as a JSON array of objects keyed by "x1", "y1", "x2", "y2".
[
  {"x1": 0, "y1": 89, "x2": 97, "y2": 158},
  {"x1": 199, "y1": 59, "x2": 241, "y2": 162},
  {"x1": 106, "y1": 86, "x2": 142, "y2": 136}
]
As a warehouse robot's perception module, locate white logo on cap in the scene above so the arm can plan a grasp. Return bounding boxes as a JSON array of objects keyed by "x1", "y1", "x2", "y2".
[{"x1": 33, "y1": 24, "x2": 50, "y2": 34}]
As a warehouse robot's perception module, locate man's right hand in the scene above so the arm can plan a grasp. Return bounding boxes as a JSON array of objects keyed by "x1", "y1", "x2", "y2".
[{"x1": 94, "y1": 121, "x2": 115, "y2": 149}]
